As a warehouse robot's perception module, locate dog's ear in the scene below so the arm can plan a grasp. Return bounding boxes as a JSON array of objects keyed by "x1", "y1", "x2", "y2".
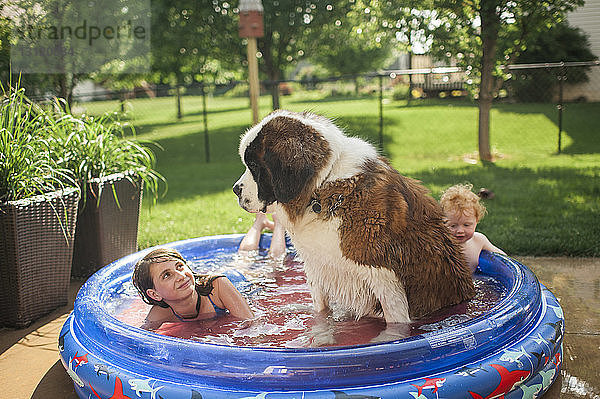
[
  {"x1": 264, "y1": 144, "x2": 315, "y2": 203},
  {"x1": 260, "y1": 115, "x2": 331, "y2": 203}
]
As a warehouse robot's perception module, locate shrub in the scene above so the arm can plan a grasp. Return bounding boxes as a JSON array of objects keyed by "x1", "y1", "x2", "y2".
[
  {"x1": 392, "y1": 84, "x2": 411, "y2": 101},
  {"x1": 509, "y1": 23, "x2": 597, "y2": 102}
]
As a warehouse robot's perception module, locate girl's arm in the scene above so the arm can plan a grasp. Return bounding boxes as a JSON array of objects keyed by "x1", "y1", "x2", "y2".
[
  {"x1": 140, "y1": 306, "x2": 168, "y2": 330},
  {"x1": 213, "y1": 277, "x2": 254, "y2": 319}
]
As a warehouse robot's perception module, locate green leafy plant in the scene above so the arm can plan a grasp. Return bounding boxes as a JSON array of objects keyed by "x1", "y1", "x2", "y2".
[
  {"x1": 0, "y1": 82, "x2": 75, "y2": 202},
  {"x1": 48, "y1": 101, "x2": 166, "y2": 206},
  {"x1": 508, "y1": 23, "x2": 597, "y2": 103}
]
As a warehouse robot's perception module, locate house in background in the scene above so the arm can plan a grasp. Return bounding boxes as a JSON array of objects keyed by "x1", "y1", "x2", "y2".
[
  {"x1": 390, "y1": 0, "x2": 600, "y2": 102},
  {"x1": 72, "y1": 80, "x2": 110, "y2": 102},
  {"x1": 565, "y1": 0, "x2": 600, "y2": 101}
]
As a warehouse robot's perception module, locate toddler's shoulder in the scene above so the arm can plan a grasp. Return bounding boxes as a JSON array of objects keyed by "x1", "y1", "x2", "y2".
[
  {"x1": 473, "y1": 231, "x2": 489, "y2": 240},
  {"x1": 471, "y1": 232, "x2": 491, "y2": 249}
]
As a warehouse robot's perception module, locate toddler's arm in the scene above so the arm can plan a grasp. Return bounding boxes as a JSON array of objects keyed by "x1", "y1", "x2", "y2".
[{"x1": 477, "y1": 232, "x2": 506, "y2": 255}]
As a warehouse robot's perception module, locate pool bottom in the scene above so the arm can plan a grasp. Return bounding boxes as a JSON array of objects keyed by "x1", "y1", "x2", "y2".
[{"x1": 114, "y1": 260, "x2": 506, "y2": 349}]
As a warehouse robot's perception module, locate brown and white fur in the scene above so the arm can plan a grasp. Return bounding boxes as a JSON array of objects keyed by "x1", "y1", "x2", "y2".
[{"x1": 233, "y1": 110, "x2": 474, "y2": 324}]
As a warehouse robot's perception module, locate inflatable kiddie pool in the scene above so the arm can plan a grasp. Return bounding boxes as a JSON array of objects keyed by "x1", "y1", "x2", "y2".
[{"x1": 60, "y1": 234, "x2": 564, "y2": 398}]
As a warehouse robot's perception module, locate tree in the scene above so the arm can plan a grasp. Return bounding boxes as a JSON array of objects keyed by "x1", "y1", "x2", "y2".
[
  {"x1": 151, "y1": 1, "x2": 244, "y2": 85},
  {"x1": 2, "y1": 0, "x2": 155, "y2": 105},
  {"x1": 1, "y1": 0, "x2": 86, "y2": 104},
  {"x1": 149, "y1": 0, "x2": 245, "y2": 117},
  {"x1": 256, "y1": 0, "x2": 353, "y2": 109},
  {"x1": 0, "y1": 9, "x2": 11, "y2": 84},
  {"x1": 149, "y1": 1, "x2": 391, "y2": 112},
  {"x1": 309, "y1": 0, "x2": 396, "y2": 93},
  {"x1": 427, "y1": 0, "x2": 584, "y2": 161}
]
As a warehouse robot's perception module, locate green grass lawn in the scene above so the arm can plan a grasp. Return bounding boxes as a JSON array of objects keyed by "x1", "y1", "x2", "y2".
[{"x1": 74, "y1": 93, "x2": 600, "y2": 256}]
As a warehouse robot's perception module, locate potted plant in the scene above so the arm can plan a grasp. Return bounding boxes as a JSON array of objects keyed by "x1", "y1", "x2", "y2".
[
  {"x1": 50, "y1": 105, "x2": 165, "y2": 278},
  {"x1": 0, "y1": 84, "x2": 80, "y2": 328}
]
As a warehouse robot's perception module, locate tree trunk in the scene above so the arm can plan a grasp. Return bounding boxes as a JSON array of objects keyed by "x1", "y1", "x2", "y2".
[
  {"x1": 176, "y1": 84, "x2": 183, "y2": 119},
  {"x1": 478, "y1": 3, "x2": 500, "y2": 162},
  {"x1": 270, "y1": 71, "x2": 280, "y2": 110},
  {"x1": 56, "y1": 73, "x2": 74, "y2": 110},
  {"x1": 258, "y1": 37, "x2": 280, "y2": 111},
  {"x1": 57, "y1": 74, "x2": 69, "y2": 106},
  {"x1": 478, "y1": 81, "x2": 493, "y2": 162}
]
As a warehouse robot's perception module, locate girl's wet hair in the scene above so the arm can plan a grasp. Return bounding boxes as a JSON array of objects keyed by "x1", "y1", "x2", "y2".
[
  {"x1": 132, "y1": 248, "x2": 187, "y2": 308},
  {"x1": 132, "y1": 247, "x2": 219, "y2": 308}
]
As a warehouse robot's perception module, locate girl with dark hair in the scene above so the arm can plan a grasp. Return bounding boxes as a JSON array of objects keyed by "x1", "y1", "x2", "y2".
[{"x1": 132, "y1": 248, "x2": 254, "y2": 330}]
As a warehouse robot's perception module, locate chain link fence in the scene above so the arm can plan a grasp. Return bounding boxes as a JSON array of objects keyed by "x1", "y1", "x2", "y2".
[
  {"x1": 66, "y1": 61, "x2": 599, "y2": 160},
  {"x1": 502, "y1": 61, "x2": 600, "y2": 154}
]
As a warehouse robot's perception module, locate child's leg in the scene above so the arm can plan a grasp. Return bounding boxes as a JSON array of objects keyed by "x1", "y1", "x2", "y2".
[
  {"x1": 238, "y1": 213, "x2": 273, "y2": 252},
  {"x1": 268, "y1": 213, "x2": 286, "y2": 259}
]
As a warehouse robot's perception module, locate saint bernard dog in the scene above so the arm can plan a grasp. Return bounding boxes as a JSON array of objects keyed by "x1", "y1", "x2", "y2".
[{"x1": 233, "y1": 110, "x2": 475, "y2": 324}]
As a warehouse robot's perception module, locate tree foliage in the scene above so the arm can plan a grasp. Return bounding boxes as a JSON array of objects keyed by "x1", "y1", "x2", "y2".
[
  {"x1": 309, "y1": 0, "x2": 396, "y2": 79},
  {"x1": 509, "y1": 22, "x2": 597, "y2": 102},
  {"x1": 428, "y1": 0, "x2": 585, "y2": 80},
  {"x1": 0, "y1": 11, "x2": 11, "y2": 84},
  {"x1": 1, "y1": 0, "x2": 86, "y2": 102},
  {"x1": 255, "y1": 0, "x2": 353, "y2": 108},
  {"x1": 150, "y1": 0, "x2": 244, "y2": 86}
]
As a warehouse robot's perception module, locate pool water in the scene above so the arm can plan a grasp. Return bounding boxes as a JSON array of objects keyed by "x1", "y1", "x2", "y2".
[{"x1": 112, "y1": 251, "x2": 506, "y2": 348}]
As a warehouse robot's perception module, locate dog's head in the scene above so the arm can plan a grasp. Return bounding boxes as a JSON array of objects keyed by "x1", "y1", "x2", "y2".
[{"x1": 233, "y1": 111, "x2": 332, "y2": 213}]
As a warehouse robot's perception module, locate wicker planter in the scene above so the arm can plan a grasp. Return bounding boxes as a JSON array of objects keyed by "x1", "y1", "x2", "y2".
[
  {"x1": 71, "y1": 172, "x2": 142, "y2": 278},
  {"x1": 0, "y1": 187, "x2": 80, "y2": 328}
]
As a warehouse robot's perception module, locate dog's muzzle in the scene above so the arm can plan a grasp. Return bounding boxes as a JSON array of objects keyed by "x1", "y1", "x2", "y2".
[
  {"x1": 233, "y1": 183, "x2": 242, "y2": 198},
  {"x1": 233, "y1": 181, "x2": 252, "y2": 212},
  {"x1": 233, "y1": 172, "x2": 266, "y2": 213}
]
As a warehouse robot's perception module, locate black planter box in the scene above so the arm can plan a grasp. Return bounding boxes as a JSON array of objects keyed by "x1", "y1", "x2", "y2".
[
  {"x1": 0, "y1": 188, "x2": 80, "y2": 328},
  {"x1": 71, "y1": 172, "x2": 142, "y2": 278}
]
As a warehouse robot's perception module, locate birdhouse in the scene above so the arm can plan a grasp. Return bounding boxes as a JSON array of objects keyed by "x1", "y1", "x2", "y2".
[{"x1": 239, "y1": 0, "x2": 264, "y2": 38}]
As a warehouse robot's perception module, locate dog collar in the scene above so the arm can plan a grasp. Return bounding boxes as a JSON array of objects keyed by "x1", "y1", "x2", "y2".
[{"x1": 309, "y1": 194, "x2": 345, "y2": 215}]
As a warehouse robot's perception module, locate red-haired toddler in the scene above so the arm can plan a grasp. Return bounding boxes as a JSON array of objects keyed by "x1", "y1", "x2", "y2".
[{"x1": 440, "y1": 183, "x2": 506, "y2": 273}]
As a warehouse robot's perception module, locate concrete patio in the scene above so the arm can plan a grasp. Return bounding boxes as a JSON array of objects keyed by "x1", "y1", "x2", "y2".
[{"x1": 1, "y1": 257, "x2": 598, "y2": 398}]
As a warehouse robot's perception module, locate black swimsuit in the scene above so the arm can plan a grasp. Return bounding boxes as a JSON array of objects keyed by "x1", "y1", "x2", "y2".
[{"x1": 170, "y1": 276, "x2": 227, "y2": 321}]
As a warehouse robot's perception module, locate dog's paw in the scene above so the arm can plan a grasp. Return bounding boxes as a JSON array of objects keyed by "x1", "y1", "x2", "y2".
[
  {"x1": 306, "y1": 319, "x2": 336, "y2": 347},
  {"x1": 370, "y1": 323, "x2": 411, "y2": 343},
  {"x1": 309, "y1": 331, "x2": 337, "y2": 347}
]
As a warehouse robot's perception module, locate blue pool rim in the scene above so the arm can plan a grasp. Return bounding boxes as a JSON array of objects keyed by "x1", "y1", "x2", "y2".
[{"x1": 59, "y1": 234, "x2": 564, "y2": 398}]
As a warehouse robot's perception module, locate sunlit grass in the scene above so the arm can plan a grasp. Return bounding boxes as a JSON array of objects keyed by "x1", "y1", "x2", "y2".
[{"x1": 73, "y1": 92, "x2": 600, "y2": 256}]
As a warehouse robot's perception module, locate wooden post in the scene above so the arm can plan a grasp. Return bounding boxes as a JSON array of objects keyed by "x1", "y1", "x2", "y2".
[
  {"x1": 378, "y1": 75, "x2": 384, "y2": 152},
  {"x1": 239, "y1": 0, "x2": 264, "y2": 125},
  {"x1": 247, "y1": 38, "x2": 260, "y2": 125}
]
